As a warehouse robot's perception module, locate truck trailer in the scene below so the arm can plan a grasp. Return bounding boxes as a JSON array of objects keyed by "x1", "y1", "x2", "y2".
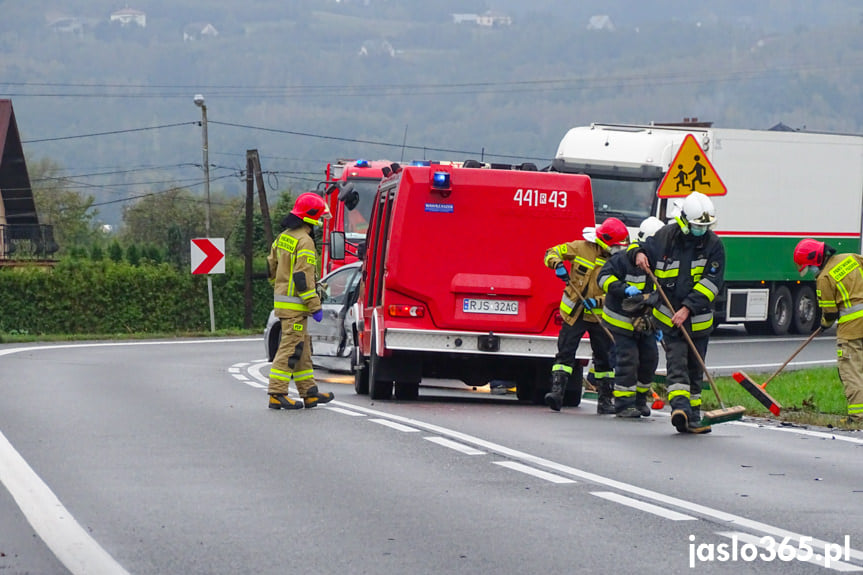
[{"x1": 551, "y1": 123, "x2": 863, "y2": 335}]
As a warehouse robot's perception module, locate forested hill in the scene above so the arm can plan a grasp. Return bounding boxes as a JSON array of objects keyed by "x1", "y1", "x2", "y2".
[{"x1": 3, "y1": 0, "x2": 863, "y2": 226}]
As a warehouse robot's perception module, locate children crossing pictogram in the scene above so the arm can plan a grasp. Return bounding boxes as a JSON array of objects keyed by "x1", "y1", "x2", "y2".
[{"x1": 657, "y1": 134, "x2": 727, "y2": 198}]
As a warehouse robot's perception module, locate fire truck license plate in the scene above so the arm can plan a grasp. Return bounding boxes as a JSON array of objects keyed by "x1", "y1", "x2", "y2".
[{"x1": 463, "y1": 298, "x2": 519, "y2": 315}]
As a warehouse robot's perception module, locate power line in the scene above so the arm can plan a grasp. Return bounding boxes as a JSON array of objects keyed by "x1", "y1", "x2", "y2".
[{"x1": 22, "y1": 121, "x2": 196, "y2": 143}]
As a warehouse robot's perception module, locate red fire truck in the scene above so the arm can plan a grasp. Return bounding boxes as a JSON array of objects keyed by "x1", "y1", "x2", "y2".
[
  {"x1": 320, "y1": 159, "x2": 394, "y2": 274},
  {"x1": 343, "y1": 163, "x2": 596, "y2": 403}
]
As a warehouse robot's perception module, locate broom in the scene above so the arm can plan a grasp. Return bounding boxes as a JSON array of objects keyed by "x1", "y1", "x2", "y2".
[
  {"x1": 644, "y1": 268, "x2": 745, "y2": 426},
  {"x1": 732, "y1": 326, "x2": 822, "y2": 415}
]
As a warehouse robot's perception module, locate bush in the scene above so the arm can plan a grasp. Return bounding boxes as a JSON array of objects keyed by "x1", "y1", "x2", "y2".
[{"x1": 0, "y1": 258, "x2": 273, "y2": 335}]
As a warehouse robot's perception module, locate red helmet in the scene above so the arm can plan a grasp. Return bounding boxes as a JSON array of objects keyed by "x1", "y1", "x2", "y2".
[
  {"x1": 793, "y1": 239, "x2": 825, "y2": 273},
  {"x1": 290, "y1": 192, "x2": 330, "y2": 226},
  {"x1": 594, "y1": 217, "x2": 630, "y2": 250}
]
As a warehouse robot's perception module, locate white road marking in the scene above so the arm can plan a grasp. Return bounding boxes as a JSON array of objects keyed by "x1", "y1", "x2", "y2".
[
  {"x1": 369, "y1": 418, "x2": 419, "y2": 432},
  {"x1": 322, "y1": 401, "x2": 863, "y2": 563},
  {"x1": 327, "y1": 407, "x2": 366, "y2": 417},
  {"x1": 424, "y1": 436, "x2": 485, "y2": 455},
  {"x1": 717, "y1": 531, "x2": 863, "y2": 571},
  {"x1": 494, "y1": 461, "x2": 575, "y2": 484},
  {"x1": 591, "y1": 491, "x2": 695, "y2": 521},
  {"x1": 0, "y1": 431, "x2": 131, "y2": 575}
]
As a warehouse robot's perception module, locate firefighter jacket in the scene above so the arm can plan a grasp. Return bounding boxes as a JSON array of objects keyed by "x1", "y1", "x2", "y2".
[
  {"x1": 816, "y1": 253, "x2": 863, "y2": 340},
  {"x1": 268, "y1": 226, "x2": 322, "y2": 320},
  {"x1": 629, "y1": 223, "x2": 724, "y2": 339},
  {"x1": 597, "y1": 244, "x2": 654, "y2": 336},
  {"x1": 544, "y1": 239, "x2": 608, "y2": 325}
]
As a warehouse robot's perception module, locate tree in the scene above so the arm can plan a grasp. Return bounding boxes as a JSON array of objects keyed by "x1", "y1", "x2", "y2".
[{"x1": 29, "y1": 157, "x2": 103, "y2": 254}]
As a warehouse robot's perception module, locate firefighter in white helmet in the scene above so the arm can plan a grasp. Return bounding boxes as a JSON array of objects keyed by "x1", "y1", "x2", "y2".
[
  {"x1": 631, "y1": 192, "x2": 725, "y2": 433},
  {"x1": 267, "y1": 192, "x2": 335, "y2": 410},
  {"x1": 597, "y1": 216, "x2": 665, "y2": 418},
  {"x1": 544, "y1": 217, "x2": 630, "y2": 413}
]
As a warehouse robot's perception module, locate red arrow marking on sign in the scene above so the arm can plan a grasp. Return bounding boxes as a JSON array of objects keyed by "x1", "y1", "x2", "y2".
[{"x1": 192, "y1": 239, "x2": 224, "y2": 274}]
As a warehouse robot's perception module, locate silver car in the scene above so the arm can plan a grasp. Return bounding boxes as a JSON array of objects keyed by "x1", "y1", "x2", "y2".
[{"x1": 264, "y1": 261, "x2": 363, "y2": 364}]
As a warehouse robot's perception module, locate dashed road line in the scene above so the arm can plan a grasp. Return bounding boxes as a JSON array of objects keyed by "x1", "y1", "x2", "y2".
[
  {"x1": 369, "y1": 418, "x2": 419, "y2": 432},
  {"x1": 493, "y1": 461, "x2": 576, "y2": 484},
  {"x1": 592, "y1": 491, "x2": 696, "y2": 521},
  {"x1": 424, "y1": 436, "x2": 485, "y2": 455}
]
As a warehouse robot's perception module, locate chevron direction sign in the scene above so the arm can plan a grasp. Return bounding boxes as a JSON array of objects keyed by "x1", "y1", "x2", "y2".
[{"x1": 190, "y1": 238, "x2": 225, "y2": 275}]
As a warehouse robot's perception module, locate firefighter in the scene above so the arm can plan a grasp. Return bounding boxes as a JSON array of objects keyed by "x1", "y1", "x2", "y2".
[
  {"x1": 267, "y1": 192, "x2": 335, "y2": 410},
  {"x1": 793, "y1": 239, "x2": 863, "y2": 425},
  {"x1": 544, "y1": 217, "x2": 630, "y2": 413},
  {"x1": 632, "y1": 192, "x2": 724, "y2": 433},
  {"x1": 598, "y1": 216, "x2": 665, "y2": 418}
]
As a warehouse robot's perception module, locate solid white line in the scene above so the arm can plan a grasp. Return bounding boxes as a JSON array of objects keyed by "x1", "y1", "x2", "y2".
[
  {"x1": 327, "y1": 407, "x2": 366, "y2": 417},
  {"x1": 494, "y1": 461, "x2": 576, "y2": 484},
  {"x1": 0, "y1": 431, "x2": 131, "y2": 575},
  {"x1": 717, "y1": 531, "x2": 863, "y2": 571},
  {"x1": 369, "y1": 418, "x2": 419, "y2": 432},
  {"x1": 591, "y1": 491, "x2": 695, "y2": 521},
  {"x1": 424, "y1": 436, "x2": 485, "y2": 455}
]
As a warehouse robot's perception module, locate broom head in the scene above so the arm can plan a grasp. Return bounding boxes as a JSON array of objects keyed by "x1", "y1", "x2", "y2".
[
  {"x1": 700, "y1": 405, "x2": 746, "y2": 425},
  {"x1": 733, "y1": 371, "x2": 782, "y2": 415}
]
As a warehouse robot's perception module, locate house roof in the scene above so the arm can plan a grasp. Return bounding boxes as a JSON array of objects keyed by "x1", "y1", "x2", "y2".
[{"x1": 0, "y1": 100, "x2": 39, "y2": 225}]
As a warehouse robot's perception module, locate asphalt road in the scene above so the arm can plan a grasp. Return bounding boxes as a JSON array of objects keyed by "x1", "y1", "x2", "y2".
[{"x1": 0, "y1": 335, "x2": 860, "y2": 575}]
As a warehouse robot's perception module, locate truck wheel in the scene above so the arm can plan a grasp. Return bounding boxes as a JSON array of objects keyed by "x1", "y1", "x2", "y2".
[
  {"x1": 791, "y1": 285, "x2": 819, "y2": 334},
  {"x1": 767, "y1": 285, "x2": 793, "y2": 335},
  {"x1": 352, "y1": 343, "x2": 369, "y2": 395},
  {"x1": 369, "y1": 332, "x2": 393, "y2": 400}
]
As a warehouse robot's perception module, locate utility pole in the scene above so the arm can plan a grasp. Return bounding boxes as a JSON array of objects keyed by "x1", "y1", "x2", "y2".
[{"x1": 194, "y1": 94, "x2": 216, "y2": 333}]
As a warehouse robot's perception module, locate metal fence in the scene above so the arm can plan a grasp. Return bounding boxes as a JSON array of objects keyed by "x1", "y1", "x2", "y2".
[{"x1": 0, "y1": 224, "x2": 58, "y2": 260}]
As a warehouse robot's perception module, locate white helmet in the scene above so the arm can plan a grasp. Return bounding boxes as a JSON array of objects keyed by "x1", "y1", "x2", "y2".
[
  {"x1": 679, "y1": 191, "x2": 716, "y2": 235},
  {"x1": 636, "y1": 216, "x2": 664, "y2": 242}
]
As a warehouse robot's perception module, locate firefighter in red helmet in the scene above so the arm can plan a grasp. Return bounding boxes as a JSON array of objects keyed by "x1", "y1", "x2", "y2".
[
  {"x1": 543, "y1": 217, "x2": 629, "y2": 413},
  {"x1": 794, "y1": 238, "x2": 863, "y2": 426},
  {"x1": 266, "y1": 192, "x2": 334, "y2": 410}
]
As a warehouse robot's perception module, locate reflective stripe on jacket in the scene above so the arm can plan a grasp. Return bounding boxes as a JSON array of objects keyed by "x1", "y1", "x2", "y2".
[
  {"x1": 268, "y1": 227, "x2": 322, "y2": 319},
  {"x1": 597, "y1": 246, "x2": 653, "y2": 335},
  {"x1": 545, "y1": 239, "x2": 608, "y2": 325},
  {"x1": 629, "y1": 223, "x2": 725, "y2": 338},
  {"x1": 817, "y1": 253, "x2": 863, "y2": 340}
]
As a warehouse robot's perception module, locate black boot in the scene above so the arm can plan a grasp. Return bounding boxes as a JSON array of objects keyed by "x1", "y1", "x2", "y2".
[
  {"x1": 635, "y1": 391, "x2": 651, "y2": 417},
  {"x1": 687, "y1": 406, "x2": 712, "y2": 434},
  {"x1": 669, "y1": 396, "x2": 692, "y2": 433},
  {"x1": 597, "y1": 380, "x2": 615, "y2": 415},
  {"x1": 303, "y1": 385, "x2": 334, "y2": 408},
  {"x1": 544, "y1": 371, "x2": 568, "y2": 412}
]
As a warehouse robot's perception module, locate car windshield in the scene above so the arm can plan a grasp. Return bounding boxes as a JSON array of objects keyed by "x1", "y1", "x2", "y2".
[
  {"x1": 588, "y1": 176, "x2": 659, "y2": 227},
  {"x1": 343, "y1": 178, "x2": 380, "y2": 238}
]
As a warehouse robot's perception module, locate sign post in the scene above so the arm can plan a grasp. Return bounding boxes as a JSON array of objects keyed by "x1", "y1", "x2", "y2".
[{"x1": 191, "y1": 238, "x2": 225, "y2": 331}]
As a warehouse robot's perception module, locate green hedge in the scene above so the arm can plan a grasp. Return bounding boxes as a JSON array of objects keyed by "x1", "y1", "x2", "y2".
[{"x1": 0, "y1": 259, "x2": 273, "y2": 335}]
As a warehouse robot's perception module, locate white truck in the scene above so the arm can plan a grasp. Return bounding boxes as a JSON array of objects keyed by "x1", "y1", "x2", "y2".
[{"x1": 551, "y1": 122, "x2": 863, "y2": 335}]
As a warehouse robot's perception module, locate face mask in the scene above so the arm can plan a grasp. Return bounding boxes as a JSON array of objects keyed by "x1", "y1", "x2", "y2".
[
  {"x1": 799, "y1": 265, "x2": 819, "y2": 277},
  {"x1": 690, "y1": 225, "x2": 707, "y2": 237},
  {"x1": 608, "y1": 245, "x2": 626, "y2": 255}
]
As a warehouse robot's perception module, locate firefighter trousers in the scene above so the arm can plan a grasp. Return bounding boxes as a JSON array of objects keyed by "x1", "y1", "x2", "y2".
[
  {"x1": 612, "y1": 330, "x2": 659, "y2": 405},
  {"x1": 837, "y1": 337, "x2": 863, "y2": 421},
  {"x1": 663, "y1": 330, "x2": 709, "y2": 413},
  {"x1": 268, "y1": 315, "x2": 317, "y2": 397},
  {"x1": 552, "y1": 318, "x2": 613, "y2": 382}
]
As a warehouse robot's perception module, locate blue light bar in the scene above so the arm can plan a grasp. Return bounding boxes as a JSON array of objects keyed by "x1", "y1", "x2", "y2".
[
  {"x1": 432, "y1": 171, "x2": 451, "y2": 189},
  {"x1": 411, "y1": 160, "x2": 431, "y2": 166},
  {"x1": 355, "y1": 159, "x2": 370, "y2": 168}
]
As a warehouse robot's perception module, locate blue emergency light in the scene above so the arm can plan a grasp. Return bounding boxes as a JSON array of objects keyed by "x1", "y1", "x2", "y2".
[
  {"x1": 411, "y1": 160, "x2": 431, "y2": 166},
  {"x1": 355, "y1": 159, "x2": 370, "y2": 168},
  {"x1": 432, "y1": 171, "x2": 451, "y2": 189}
]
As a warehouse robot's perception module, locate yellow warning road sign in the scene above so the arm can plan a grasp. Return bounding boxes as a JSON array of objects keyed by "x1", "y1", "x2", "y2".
[{"x1": 657, "y1": 134, "x2": 727, "y2": 198}]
